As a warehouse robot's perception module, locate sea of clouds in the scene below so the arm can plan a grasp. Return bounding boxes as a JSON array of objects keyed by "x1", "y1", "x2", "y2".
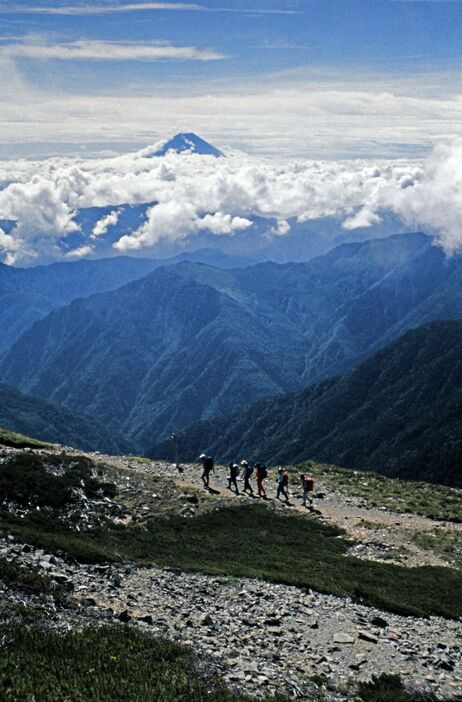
[{"x1": 0, "y1": 136, "x2": 461, "y2": 265}]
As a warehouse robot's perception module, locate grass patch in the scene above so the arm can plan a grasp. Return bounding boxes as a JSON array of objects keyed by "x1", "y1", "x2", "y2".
[
  {"x1": 0, "y1": 624, "x2": 282, "y2": 702},
  {"x1": 0, "y1": 599, "x2": 46, "y2": 625},
  {"x1": 120, "y1": 455, "x2": 152, "y2": 465},
  {"x1": 357, "y1": 674, "x2": 438, "y2": 702},
  {"x1": 412, "y1": 530, "x2": 462, "y2": 569},
  {"x1": 0, "y1": 427, "x2": 52, "y2": 450},
  {"x1": 2, "y1": 504, "x2": 462, "y2": 619},
  {"x1": 305, "y1": 462, "x2": 462, "y2": 522}
]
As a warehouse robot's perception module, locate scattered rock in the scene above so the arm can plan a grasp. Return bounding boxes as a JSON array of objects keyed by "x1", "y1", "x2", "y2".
[
  {"x1": 202, "y1": 614, "x2": 214, "y2": 627},
  {"x1": 358, "y1": 630, "x2": 379, "y2": 644},
  {"x1": 333, "y1": 633, "x2": 355, "y2": 644},
  {"x1": 118, "y1": 609, "x2": 131, "y2": 623},
  {"x1": 137, "y1": 614, "x2": 154, "y2": 625}
]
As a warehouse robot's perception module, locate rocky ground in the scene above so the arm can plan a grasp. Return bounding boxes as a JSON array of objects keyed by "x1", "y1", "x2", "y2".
[{"x1": 1, "y1": 445, "x2": 462, "y2": 700}]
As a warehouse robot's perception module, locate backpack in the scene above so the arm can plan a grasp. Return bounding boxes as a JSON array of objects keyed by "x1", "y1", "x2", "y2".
[
  {"x1": 282, "y1": 471, "x2": 289, "y2": 486},
  {"x1": 260, "y1": 465, "x2": 268, "y2": 479},
  {"x1": 304, "y1": 476, "x2": 315, "y2": 491},
  {"x1": 246, "y1": 465, "x2": 254, "y2": 477},
  {"x1": 231, "y1": 465, "x2": 240, "y2": 478},
  {"x1": 204, "y1": 457, "x2": 214, "y2": 471}
]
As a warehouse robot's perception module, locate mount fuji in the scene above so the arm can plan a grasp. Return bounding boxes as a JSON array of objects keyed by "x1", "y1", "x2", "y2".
[{"x1": 150, "y1": 132, "x2": 224, "y2": 158}]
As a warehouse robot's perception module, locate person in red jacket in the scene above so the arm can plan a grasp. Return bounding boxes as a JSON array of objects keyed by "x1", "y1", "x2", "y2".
[{"x1": 255, "y1": 462, "x2": 268, "y2": 498}]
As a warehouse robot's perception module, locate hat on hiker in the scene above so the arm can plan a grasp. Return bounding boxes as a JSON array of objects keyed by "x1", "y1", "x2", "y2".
[
  {"x1": 199, "y1": 453, "x2": 206, "y2": 459},
  {"x1": 240, "y1": 460, "x2": 248, "y2": 466}
]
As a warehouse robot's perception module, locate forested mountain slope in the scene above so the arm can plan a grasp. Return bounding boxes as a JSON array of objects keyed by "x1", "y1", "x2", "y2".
[
  {"x1": 2, "y1": 233, "x2": 462, "y2": 451},
  {"x1": 0, "y1": 383, "x2": 130, "y2": 454},
  {"x1": 151, "y1": 321, "x2": 462, "y2": 487},
  {"x1": 0, "y1": 256, "x2": 162, "y2": 353}
]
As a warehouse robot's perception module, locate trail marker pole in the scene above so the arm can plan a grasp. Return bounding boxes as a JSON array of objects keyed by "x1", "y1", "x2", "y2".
[{"x1": 172, "y1": 433, "x2": 183, "y2": 474}]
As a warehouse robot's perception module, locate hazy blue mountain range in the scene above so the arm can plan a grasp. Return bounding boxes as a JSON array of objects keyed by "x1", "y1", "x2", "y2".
[
  {"x1": 0, "y1": 383, "x2": 130, "y2": 454},
  {"x1": 149, "y1": 321, "x2": 462, "y2": 489},
  {"x1": 0, "y1": 256, "x2": 163, "y2": 353},
  {"x1": 2, "y1": 232, "x2": 461, "y2": 452},
  {"x1": 0, "y1": 250, "x2": 258, "y2": 353}
]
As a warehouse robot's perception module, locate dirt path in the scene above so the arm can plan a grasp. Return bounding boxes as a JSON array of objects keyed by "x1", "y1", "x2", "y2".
[
  {"x1": 42, "y1": 447, "x2": 461, "y2": 569},
  {"x1": 130, "y1": 459, "x2": 462, "y2": 570}
]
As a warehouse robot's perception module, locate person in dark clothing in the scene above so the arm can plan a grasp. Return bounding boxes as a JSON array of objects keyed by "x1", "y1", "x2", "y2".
[
  {"x1": 300, "y1": 473, "x2": 315, "y2": 508},
  {"x1": 276, "y1": 467, "x2": 289, "y2": 502},
  {"x1": 255, "y1": 462, "x2": 268, "y2": 498},
  {"x1": 227, "y1": 462, "x2": 240, "y2": 495},
  {"x1": 199, "y1": 453, "x2": 214, "y2": 489},
  {"x1": 241, "y1": 460, "x2": 254, "y2": 495}
]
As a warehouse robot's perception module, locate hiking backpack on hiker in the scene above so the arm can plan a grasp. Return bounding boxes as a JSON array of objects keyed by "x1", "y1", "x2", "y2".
[
  {"x1": 203, "y1": 456, "x2": 214, "y2": 471},
  {"x1": 304, "y1": 476, "x2": 315, "y2": 491}
]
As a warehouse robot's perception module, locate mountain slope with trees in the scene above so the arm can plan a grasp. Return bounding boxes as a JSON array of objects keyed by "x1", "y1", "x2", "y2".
[
  {"x1": 0, "y1": 383, "x2": 131, "y2": 454},
  {"x1": 150, "y1": 321, "x2": 462, "y2": 488},
  {"x1": 0, "y1": 256, "x2": 164, "y2": 353},
  {"x1": 2, "y1": 233, "x2": 462, "y2": 451}
]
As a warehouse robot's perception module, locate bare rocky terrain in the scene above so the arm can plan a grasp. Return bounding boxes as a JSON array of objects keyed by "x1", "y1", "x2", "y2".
[{"x1": 1, "y1": 443, "x2": 462, "y2": 701}]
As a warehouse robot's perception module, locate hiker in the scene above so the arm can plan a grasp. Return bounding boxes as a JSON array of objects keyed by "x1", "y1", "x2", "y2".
[
  {"x1": 276, "y1": 467, "x2": 289, "y2": 502},
  {"x1": 199, "y1": 453, "x2": 214, "y2": 489},
  {"x1": 227, "y1": 462, "x2": 240, "y2": 495},
  {"x1": 300, "y1": 473, "x2": 315, "y2": 508},
  {"x1": 241, "y1": 460, "x2": 254, "y2": 495},
  {"x1": 255, "y1": 462, "x2": 268, "y2": 498}
]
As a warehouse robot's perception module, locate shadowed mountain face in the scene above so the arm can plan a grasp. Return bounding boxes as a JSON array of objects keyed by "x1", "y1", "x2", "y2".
[
  {"x1": 1, "y1": 232, "x2": 461, "y2": 451},
  {"x1": 149, "y1": 321, "x2": 462, "y2": 489},
  {"x1": 0, "y1": 383, "x2": 131, "y2": 454}
]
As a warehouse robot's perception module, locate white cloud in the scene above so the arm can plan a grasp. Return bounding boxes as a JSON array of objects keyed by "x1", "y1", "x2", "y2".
[
  {"x1": 342, "y1": 208, "x2": 383, "y2": 230},
  {"x1": 2, "y1": 135, "x2": 462, "y2": 264},
  {"x1": 0, "y1": 227, "x2": 22, "y2": 265},
  {"x1": 64, "y1": 244, "x2": 94, "y2": 258},
  {"x1": 91, "y1": 209, "x2": 121, "y2": 238},
  {"x1": 0, "y1": 3, "x2": 295, "y2": 15},
  {"x1": 2, "y1": 3, "x2": 204, "y2": 13},
  {"x1": 2, "y1": 39, "x2": 224, "y2": 62}
]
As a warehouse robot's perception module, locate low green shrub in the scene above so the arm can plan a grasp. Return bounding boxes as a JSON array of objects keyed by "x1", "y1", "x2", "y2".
[
  {"x1": 2, "y1": 504, "x2": 462, "y2": 619},
  {"x1": 0, "y1": 625, "x2": 283, "y2": 702},
  {"x1": 0, "y1": 427, "x2": 52, "y2": 450},
  {"x1": 357, "y1": 674, "x2": 438, "y2": 702},
  {"x1": 0, "y1": 556, "x2": 60, "y2": 596},
  {"x1": 0, "y1": 452, "x2": 116, "y2": 508}
]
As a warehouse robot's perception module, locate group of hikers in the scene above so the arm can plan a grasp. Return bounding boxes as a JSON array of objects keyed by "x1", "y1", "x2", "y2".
[{"x1": 199, "y1": 454, "x2": 315, "y2": 508}]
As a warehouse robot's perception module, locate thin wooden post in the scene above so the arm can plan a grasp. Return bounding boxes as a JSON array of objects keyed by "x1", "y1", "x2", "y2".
[{"x1": 172, "y1": 433, "x2": 183, "y2": 473}]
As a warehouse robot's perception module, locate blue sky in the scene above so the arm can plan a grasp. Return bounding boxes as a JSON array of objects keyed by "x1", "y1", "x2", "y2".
[{"x1": 1, "y1": 0, "x2": 462, "y2": 158}]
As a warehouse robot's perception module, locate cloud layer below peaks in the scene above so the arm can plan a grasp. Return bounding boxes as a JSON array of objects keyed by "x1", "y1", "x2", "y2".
[{"x1": 1, "y1": 136, "x2": 462, "y2": 265}]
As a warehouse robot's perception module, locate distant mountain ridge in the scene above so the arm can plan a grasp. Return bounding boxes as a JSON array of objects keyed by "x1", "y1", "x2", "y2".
[
  {"x1": 149, "y1": 321, "x2": 462, "y2": 488},
  {"x1": 0, "y1": 383, "x2": 130, "y2": 454},
  {"x1": 0, "y1": 250, "x2": 256, "y2": 354},
  {"x1": 2, "y1": 233, "x2": 462, "y2": 452}
]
